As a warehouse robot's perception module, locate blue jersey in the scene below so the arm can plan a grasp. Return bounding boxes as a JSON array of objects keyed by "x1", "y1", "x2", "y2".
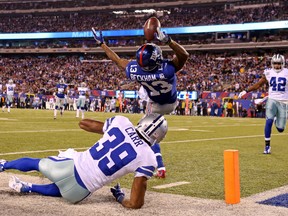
[
  {"x1": 56, "y1": 83, "x2": 68, "y2": 99},
  {"x1": 126, "y1": 60, "x2": 177, "y2": 105}
]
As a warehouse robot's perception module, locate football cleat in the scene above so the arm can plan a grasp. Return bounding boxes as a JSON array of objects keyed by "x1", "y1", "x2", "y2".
[
  {"x1": 154, "y1": 169, "x2": 166, "y2": 178},
  {"x1": 0, "y1": 159, "x2": 7, "y2": 172},
  {"x1": 263, "y1": 145, "x2": 271, "y2": 154},
  {"x1": 9, "y1": 176, "x2": 32, "y2": 193}
]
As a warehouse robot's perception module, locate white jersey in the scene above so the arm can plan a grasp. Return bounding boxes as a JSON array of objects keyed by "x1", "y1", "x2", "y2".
[
  {"x1": 264, "y1": 68, "x2": 288, "y2": 102},
  {"x1": 6, "y1": 83, "x2": 16, "y2": 96},
  {"x1": 77, "y1": 87, "x2": 88, "y2": 99},
  {"x1": 73, "y1": 116, "x2": 157, "y2": 193}
]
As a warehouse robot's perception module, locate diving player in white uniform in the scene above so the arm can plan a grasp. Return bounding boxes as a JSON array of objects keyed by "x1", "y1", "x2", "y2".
[
  {"x1": 76, "y1": 82, "x2": 89, "y2": 119},
  {"x1": 239, "y1": 54, "x2": 288, "y2": 154},
  {"x1": 0, "y1": 113, "x2": 167, "y2": 209}
]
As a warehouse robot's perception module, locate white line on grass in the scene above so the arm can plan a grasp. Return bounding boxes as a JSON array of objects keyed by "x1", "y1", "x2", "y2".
[
  {"x1": 152, "y1": 181, "x2": 190, "y2": 189},
  {"x1": 0, "y1": 133, "x2": 287, "y2": 156},
  {"x1": 0, "y1": 129, "x2": 81, "y2": 134},
  {"x1": 163, "y1": 133, "x2": 288, "y2": 144}
]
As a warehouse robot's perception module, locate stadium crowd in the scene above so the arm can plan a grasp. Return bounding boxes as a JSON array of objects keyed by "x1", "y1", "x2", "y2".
[
  {"x1": 0, "y1": 3, "x2": 283, "y2": 33},
  {"x1": 0, "y1": 51, "x2": 274, "y2": 95}
]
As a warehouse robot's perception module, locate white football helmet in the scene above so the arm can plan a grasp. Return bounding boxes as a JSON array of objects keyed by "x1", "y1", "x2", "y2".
[
  {"x1": 80, "y1": 82, "x2": 86, "y2": 87},
  {"x1": 271, "y1": 54, "x2": 285, "y2": 72},
  {"x1": 59, "y1": 78, "x2": 65, "y2": 84},
  {"x1": 135, "y1": 113, "x2": 168, "y2": 146},
  {"x1": 8, "y1": 79, "x2": 13, "y2": 84}
]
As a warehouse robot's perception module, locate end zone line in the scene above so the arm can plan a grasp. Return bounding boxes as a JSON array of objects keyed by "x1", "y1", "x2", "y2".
[{"x1": 152, "y1": 181, "x2": 190, "y2": 189}]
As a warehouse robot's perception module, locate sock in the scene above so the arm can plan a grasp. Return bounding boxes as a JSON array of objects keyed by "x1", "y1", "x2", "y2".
[
  {"x1": 264, "y1": 119, "x2": 273, "y2": 140},
  {"x1": 265, "y1": 140, "x2": 270, "y2": 147},
  {"x1": 4, "y1": 158, "x2": 40, "y2": 172},
  {"x1": 31, "y1": 183, "x2": 61, "y2": 197},
  {"x1": 54, "y1": 109, "x2": 57, "y2": 117},
  {"x1": 76, "y1": 109, "x2": 79, "y2": 117},
  {"x1": 81, "y1": 109, "x2": 84, "y2": 119},
  {"x1": 151, "y1": 143, "x2": 165, "y2": 169}
]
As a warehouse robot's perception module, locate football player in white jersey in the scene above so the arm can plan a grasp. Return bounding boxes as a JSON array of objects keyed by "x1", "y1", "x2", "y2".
[
  {"x1": 76, "y1": 82, "x2": 89, "y2": 119},
  {"x1": 0, "y1": 77, "x2": 3, "y2": 111},
  {"x1": 238, "y1": 54, "x2": 288, "y2": 154},
  {"x1": 4, "y1": 79, "x2": 16, "y2": 113},
  {"x1": 0, "y1": 113, "x2": 168, "y2": 209}
]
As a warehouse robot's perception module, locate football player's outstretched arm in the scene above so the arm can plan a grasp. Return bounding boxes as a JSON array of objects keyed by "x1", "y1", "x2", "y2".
[
  {"x1": 246, "y1": 76, "x2": 267, "y2": 92},
  {"x1": 155, "y1": 28, "x2": 189, "y2": 72},
  {"x1": 168, "y1": 40, "x2": 189, "y2": 72},
  {"x1": 78, "y1": 119, "x2": 104, "y2": 134},
  {"x1": 100, "y1": 44, "x2": 129, "y2": 70},
  {"x1": 92, "y1": 28, "x2": 129, "y2": 70},
  {"x1": 117, "y1": 177, "x2": 147, "y2": 209},
  {"x1": 238, "y1": 77, "x2": 267, "y2": 98}
]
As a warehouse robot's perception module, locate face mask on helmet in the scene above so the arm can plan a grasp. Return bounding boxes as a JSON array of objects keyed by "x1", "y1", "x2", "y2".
[
  {"x1": 271, "y1": 54, "x2": 285, "y2": 73},
  {"x1": 59, "y1": 78, "x2": 65, "y2": 84},
  {"x1": 135, "y1": 113, "x2": 168, "y2": 146},
  {"x1": 8, "y1": 79, "x2": 13, "y2": 84},
  {"x1": 81, "y1": 82, "x2": 86, "y2": 87},
  {"x1": 136, "y1": 43, "x2": 163, "y2": 72}
]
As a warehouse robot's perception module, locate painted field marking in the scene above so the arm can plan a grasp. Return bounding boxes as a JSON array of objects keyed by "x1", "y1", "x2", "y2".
[
  {"x1": 152, "y1": 181, "x2": 190, "y2": 189},
  {"x1": 0, "y1": 133, "x2": 287, "y2": 156},
  {"x1": 0, "y1": 129, "x2": 81, "y2": 134}
]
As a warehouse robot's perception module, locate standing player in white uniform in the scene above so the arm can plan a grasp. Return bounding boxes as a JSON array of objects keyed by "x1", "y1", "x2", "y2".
[
  {"x1": 0, "y1": 78, "x2": 3, "y2": 111},
  {"x1": 238, "y1": 54, "x2": 288, "y2": 154},
  {"x1": 4, "y1": 79, "x2": 16, "y2": 113},
  {"x1": 0, "y1": 113, "x2": 167, "y2": 209},
  {"x1": 76, "y1": 82, "x2": 89, "y2": 119},
  {"x1": 54, "y1": 78, "x2": 68, "y2": 119}
]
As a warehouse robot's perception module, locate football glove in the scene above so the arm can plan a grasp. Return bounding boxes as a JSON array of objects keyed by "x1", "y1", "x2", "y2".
[
  {"x1": 238, "y1": 90, "x2": 247, "y2": 99},
  {"x1": 155, "y1": 27, "x2": 171, "y2": 44},
  {"x1": 92, "y1": 27, "x2": 104, "y2": 46},
  {"x1": 110, "y1": 183, "x2": 125, "y2": 203}
]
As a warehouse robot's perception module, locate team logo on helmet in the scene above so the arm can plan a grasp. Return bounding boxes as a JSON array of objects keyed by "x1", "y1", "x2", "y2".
[{"x1": 136, "y1": 43, "x2": 163, "y2": 72}]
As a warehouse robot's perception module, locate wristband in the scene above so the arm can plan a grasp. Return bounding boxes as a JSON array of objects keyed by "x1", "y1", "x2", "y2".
[
  {"x1": 166, "y1": 37, "x2": 172, "y2": 45},
  {"x1": 117, "y1": 194, "x2": 125, "y2": 203}
]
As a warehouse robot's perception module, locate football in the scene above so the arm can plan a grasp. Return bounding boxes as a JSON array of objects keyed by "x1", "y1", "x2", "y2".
[{"x1": 144, "y1": 17, "x2": 161, "y2": 42}]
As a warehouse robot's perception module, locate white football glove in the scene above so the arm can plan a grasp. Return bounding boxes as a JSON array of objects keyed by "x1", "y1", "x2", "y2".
[
  {"x1": 92, "y1": 27, "x2": 104, "y2": 46},
  {"x1": 155, "y1": 27, "x2": 171, "y2": 44},
  {"x1": 238, "y1": 91, "x2": 247, "y2": 99}
]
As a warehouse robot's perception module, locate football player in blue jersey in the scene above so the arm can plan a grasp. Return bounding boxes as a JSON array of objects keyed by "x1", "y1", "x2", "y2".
[
  {"x1": 0, "y1": 113, "x2": 168, "y2": 209},
  {"x1": 92, "y1": 27, "x2": 189, "y2": 178},
  {"x1": 53, "y1": 78, "x2": 68, "y2": 119}
]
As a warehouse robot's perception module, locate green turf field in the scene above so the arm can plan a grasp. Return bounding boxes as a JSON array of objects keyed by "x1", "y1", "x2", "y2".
[{"x1": 1, "y1": 109, "x2": 288, "y2": 200}]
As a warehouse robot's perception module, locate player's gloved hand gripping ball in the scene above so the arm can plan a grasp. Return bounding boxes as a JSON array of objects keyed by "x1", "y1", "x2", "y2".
[
  {"x1": 155, "y1": 27, "x2": 171, "y2": 44},
  {"x1": 110, "y1": 183, "x2": 125, "y2": 203}
]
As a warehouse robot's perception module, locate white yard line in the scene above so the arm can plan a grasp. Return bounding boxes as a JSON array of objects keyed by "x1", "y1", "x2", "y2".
[
  {"x1": 0, "y1": 129, "x2": 81, "y2": 133},
  {"x1": 1, "y1": 133, "x2": 287, "y2": 156},
  {"x1": 152, "y1": 181, "x2": 190, "y2": 189}
]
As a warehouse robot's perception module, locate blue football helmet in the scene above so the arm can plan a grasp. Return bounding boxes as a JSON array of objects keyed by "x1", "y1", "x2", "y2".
[{"x1": 136, "y1": 43, "x2": 163, "y2": 71}]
